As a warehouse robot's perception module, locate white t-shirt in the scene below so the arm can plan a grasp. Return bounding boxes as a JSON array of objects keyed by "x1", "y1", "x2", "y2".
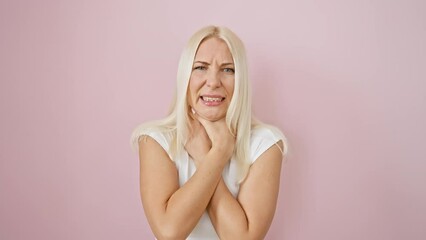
[{"x1": 142, "y1": 126, "x2": 285, "y2": 240}]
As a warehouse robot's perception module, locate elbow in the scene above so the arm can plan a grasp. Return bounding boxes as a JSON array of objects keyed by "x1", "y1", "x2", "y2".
[
  {"x1": 231, "y1": 234, "x2": 264, "y2": 240},
  {"x1": 155, "y1": 233, "x2": 183, "y2": 240},
  {"x1": 220, "y1": 229, "x2": 266, "y2": 240},
  {"x1": 155, "y1": 232, "x2": 186, "y2": 240},
  {"x1": 152, "y1": 223, "x2": 190, "y2": 240}
]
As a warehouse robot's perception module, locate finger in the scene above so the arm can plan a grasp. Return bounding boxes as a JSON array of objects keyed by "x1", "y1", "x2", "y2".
[
  {"x1": 190, "y1": 110, "x2": 211, "y2": 131},
  {"x1": 193, "y1": 115, "x2": 215, "y2": 137},
  {"x1": 188, "y1": 107, "x2": 197, "y2": 121},
  {"x1": 195, "y1": 114, "x2": 207, "y2": 126}
]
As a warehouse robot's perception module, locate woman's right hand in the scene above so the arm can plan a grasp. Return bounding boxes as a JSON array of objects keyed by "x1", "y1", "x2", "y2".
[
  {"x1": 185, "y1": 117, "x2": 212, "y2": 167},
  {"x1": 196, "y1": 115, "x2": 236, "y2": 162}
]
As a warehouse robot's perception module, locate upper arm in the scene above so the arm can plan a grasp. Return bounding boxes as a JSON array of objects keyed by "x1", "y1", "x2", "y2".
[
  {"x1": 138, "y1": 135, "x2": 180, "y2": 230},
  {"x1": 237, "y1": 140, "x2": 284, "y2": 238}
]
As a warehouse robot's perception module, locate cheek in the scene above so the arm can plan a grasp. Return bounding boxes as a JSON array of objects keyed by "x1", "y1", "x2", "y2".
[
  {"x1": 189, "y1": 74, "x2": 204, "y2": 91},
  {"x1": 188, "y1": 77, "x2": 200, "y2": 103},
  {"x1": 224, "y1": 79, "x2": 235, "y2": 99}
]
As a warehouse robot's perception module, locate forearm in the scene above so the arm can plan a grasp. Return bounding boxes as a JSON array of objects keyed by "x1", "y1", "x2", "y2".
[
  {"x1": 207, "y1": 179, "x2": 260, "y2": 240},
  {"x1": 153, "y1": 151, "x2": 227, "y2": 239}
]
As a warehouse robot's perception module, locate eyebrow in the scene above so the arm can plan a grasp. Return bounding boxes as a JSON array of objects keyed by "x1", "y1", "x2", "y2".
[{"x1": 193, "y1": 61, "x2": 234, "y2": 66}]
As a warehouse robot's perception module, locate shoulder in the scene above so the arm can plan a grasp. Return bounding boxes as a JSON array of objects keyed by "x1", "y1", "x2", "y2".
[
  {"x1": 251, "y1": 125, "x2": 284, "y2": 140},
  {"x1": 131, "y1": 125, "x2": 175, "y2": 156},
  {"x1": 249, "y1": 125, "x2": 288, "y2": 164}
]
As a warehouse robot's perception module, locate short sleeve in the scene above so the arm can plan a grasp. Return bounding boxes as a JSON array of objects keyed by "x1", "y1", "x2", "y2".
[
  {"x1": 144, "y1": 131, "x2": 171, "y2": 154},
  {"x1": 250, "y1": 126, "x2": 285, "y2": 164},
  {"x1": 131, "y1": 127, "x2": 173, "y2": 158}
]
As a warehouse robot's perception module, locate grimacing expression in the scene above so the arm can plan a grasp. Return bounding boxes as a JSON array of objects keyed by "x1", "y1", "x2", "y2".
[{"x1": 187, "y1": 37, "x2": 235, "y2": 122}]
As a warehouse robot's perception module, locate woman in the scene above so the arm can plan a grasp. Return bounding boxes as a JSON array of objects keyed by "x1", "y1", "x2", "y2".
[{"x1": 131, "y1": 26, "x2": 289, "y2": 240}]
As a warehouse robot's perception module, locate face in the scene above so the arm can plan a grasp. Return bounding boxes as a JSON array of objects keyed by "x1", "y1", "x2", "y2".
[{"x1": 187, "y1": 37, "x2": 235, "y2": 122}]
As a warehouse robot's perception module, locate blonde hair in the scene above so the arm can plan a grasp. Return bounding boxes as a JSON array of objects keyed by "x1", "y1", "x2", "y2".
[{"x1": 131, "y1": 25, "x2": 288, "y2": 182}]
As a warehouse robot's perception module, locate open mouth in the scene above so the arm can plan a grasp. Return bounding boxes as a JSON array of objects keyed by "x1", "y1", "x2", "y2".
[{"x1": 200, "y1": 96, "x2": 225, "y2": 102}]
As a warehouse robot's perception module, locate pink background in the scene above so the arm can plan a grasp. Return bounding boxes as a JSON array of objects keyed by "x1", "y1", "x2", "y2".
[{"x1": 1, "y1": 0, "x2": 425, "y2": 239}]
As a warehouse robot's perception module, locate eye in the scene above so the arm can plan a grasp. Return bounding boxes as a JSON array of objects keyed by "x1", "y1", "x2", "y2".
[
  {"x1": 193, "y1": 66, "x2": 207, "y2": 71},
  {"x1": 223, "y1": 68, "x2": 235, "y2": 73}
]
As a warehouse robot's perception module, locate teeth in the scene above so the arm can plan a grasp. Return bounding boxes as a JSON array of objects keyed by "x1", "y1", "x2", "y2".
[{"x1": 203, "y1": 96, "x2": 223, "y2": 102}]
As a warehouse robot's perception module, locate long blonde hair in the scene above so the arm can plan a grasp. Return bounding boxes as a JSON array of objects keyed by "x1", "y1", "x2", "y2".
[{"x1": 131, "y1": 25, "x2": 287, "y2": 182}]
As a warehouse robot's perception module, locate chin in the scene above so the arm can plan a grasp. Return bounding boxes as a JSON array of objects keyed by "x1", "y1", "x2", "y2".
[
  {"x1": 195, "y1": 109, "x2": 227, "y2": 122},
  {"x1": 204, "y1": 115, "x2": 226, "y2": 122}
]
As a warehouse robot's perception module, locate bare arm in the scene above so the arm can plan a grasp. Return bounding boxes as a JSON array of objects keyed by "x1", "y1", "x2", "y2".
[
  {"x1": 138, "y1": 135, "x2": 229, "y2": 240},
  {"x1": 207, "y1": 141, "x2": 284, "y2": 240}
]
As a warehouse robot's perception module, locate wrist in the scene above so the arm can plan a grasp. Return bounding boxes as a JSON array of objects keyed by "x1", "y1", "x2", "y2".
[{"x1": 209, "y1": 147, "x2": 233, "y2": 163}]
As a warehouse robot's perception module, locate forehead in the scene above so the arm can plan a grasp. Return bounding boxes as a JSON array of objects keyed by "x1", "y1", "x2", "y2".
[{"x1": 194, "y1": 37, "x2": 234, "y2": 62}]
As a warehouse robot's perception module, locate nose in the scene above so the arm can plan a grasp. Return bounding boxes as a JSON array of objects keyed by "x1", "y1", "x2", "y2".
[{"x1": 206, "y1": 70, "x2": 221, "y2": 89}]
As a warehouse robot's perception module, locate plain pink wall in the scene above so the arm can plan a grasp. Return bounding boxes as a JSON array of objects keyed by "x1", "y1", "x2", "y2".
[{"x1": 1, "y1": 0, "x2": 425, "y2": 239}]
